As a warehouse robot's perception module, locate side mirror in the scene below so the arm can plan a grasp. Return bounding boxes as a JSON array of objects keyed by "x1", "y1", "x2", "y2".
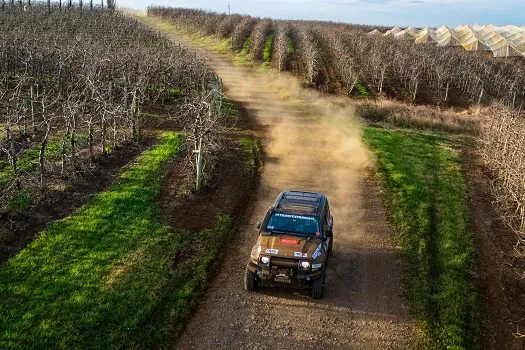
[{"x1": 256, "y1": 221, "x2": 262, "y2": 230}]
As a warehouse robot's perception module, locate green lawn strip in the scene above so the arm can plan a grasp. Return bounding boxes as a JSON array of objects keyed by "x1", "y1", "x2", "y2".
[
  {"x1": 233, "y1": 37, "x2": 253, "y2": 65},
  {"x1": 286, "y1": 35, "x2": 295, "y2": 54},
  {"x1": 0, "y1": 132, "x2": 189, "y2": 348},
  {"x1": 263, "y1": 32, "x2": 275, "y2": 64},
  {"x1": 137, "y1": 214, "x2": 234, "y2": 346},
  {"x1": 363, "y1": 127, "x2": 477, "y2": 349},
  {"x1": 0, "y1": 131, "x2": 257, "y2": 348}
]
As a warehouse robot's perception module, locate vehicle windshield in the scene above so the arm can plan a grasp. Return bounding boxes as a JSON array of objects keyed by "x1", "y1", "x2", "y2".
[{"x1": 265, "y1": 212, "x2": 320, "y2": 236}]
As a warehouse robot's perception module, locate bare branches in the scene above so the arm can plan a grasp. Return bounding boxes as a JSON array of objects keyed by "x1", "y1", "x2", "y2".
[
  {"x1": 290, "y1": 24, "x2": 320, "y2": 85},
  {"x1": 0, "y1": 4, "x2": 221, "y2": 209},
  {"x1": 479, "y1": 103, "x2": 525, "y2": 256},
  {"x1": 231, "y1": 16, "x2": 256, "y2": 51},
  {"x1": 150, "y1": 7, "x2": 525, "y2": 108},
  {"x1": 272, "y1": 24, "x2": 290, "y2": 72},
  {"x1": 250, "y1": 20, "x2": 272, "y2": 61}
]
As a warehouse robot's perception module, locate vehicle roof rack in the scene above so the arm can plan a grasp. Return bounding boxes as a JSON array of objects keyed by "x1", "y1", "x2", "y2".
[{"x1": 276, "y1": 191, "x2": 325, "y2": 213}]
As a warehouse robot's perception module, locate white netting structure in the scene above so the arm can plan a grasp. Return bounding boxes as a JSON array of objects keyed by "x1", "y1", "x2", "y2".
[{"x1": 375, "y1": 25, "x2": 525, "y2": 57}]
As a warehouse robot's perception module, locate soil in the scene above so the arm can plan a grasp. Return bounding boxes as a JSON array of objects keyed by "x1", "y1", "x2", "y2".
[
  {"x1": 0, "y1": 137, "x2": 156, "y2": 263},
  {"x1": 144, "y1": 18, "x2": 416, "y2": 349},
  {"x1": 159, "y1": 137, "x2": 259, "y2": 232},
  {"x1": 462, "y1": 148, "x2": 525, "y2": 350}
]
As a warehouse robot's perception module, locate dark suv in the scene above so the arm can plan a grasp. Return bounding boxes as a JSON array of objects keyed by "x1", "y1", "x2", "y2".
[{"x1": 245, "y1": 190, "x2": 333, "y2": 299}]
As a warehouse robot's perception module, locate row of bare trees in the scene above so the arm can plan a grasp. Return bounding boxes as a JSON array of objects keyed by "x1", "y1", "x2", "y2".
[
  {"x1": 479, "y1": 104, "x2": 525, "y2": 257},
  {"x1": 0, "y1": 0, "x2": 115, "y2": 11},
  {"x1": 148, "y1": 7, "x2": 525, "y2": 109},
  {"x1": 0, "y1": 5, "x2": 222, "y2": 212}
]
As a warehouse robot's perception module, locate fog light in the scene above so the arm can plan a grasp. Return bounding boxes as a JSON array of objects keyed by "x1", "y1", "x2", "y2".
[
  {"x1": 261, "y1": 256, "x2": 270, "y2": 264},
  {"x1": 300, "y1": 261, "x2": 310, "y2": 269}
]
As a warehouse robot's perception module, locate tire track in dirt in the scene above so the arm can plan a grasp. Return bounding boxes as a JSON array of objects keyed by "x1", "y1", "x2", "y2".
[{"x1": 143, "y1": 18, "x2": 415, "y2": 349}]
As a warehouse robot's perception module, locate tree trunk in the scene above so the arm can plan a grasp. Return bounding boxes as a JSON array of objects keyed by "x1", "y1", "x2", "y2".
[
  {"x1": 478, "y1": 88, "x2": 484, "y2": 105},
  {"x1": 39, "y1": 123, "x2": 51, "y2": 186},
  {"x1": 379, "y1": 70, "x2": 385, "y2": 94},
  {"x1": 101, "y1": 112, "x2": 107, "y2": 155}
]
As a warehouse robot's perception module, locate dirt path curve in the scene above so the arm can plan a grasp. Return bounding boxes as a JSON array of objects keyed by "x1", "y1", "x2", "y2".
[{"x1": 141, "y1": 17, "x2": 415, "y2": 349}]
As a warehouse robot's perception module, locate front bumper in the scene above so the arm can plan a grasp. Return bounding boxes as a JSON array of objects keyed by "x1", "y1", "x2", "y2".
[{"x1": 247, "y1": 260, "x2": 322, "y2": 287}]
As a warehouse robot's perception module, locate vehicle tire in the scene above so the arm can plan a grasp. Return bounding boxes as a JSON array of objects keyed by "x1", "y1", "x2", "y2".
[
  {"x1": 312, "y1": 270, "x2": 325, "y2": 299},
  {"x1": 244, "y1": 267, "x2": 258, "y2": 291}
]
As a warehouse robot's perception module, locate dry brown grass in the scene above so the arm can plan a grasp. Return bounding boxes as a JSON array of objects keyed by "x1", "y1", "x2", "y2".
[{"x1": 354, "y1": 97, "x2": 481, "y2": 134}]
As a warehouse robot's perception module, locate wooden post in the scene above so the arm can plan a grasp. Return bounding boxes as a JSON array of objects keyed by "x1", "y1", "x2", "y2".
[
  {"x1": 478, "y1": 87, "x2": 484, "y2": 105},
  {"x1": 194, "y1": 137, "x2": 204, "y2": 191},
  {"x1": 30, "y1": 85, "x2": 35, "y2": 136}
]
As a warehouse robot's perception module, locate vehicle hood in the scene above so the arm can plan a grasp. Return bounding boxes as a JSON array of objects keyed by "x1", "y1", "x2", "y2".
[{"x1": 255, "y1": 234, "x2": 321, "y2": 260}]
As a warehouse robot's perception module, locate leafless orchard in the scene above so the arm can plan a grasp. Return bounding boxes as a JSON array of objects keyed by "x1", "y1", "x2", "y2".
[
  {"x1": 479, "y1": 104, "x2": 525, "y2": 259},
  {"x1": 250, "y1": 19, "x2": 272, "y2": 61},
  {"x1": 0, "y1": 3, "x2": 225, "y2": 214},
  {"x1": 149, "y1": 7, "x2": 525, "y2": 108}
]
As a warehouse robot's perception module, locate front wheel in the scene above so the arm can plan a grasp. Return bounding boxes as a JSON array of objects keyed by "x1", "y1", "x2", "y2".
[
  {"x1": 312, "y1": 269, "x2": 325, "y2": 299},
  {"x1": 244, "y1": 267, "x2": 258, "y2": 291}
]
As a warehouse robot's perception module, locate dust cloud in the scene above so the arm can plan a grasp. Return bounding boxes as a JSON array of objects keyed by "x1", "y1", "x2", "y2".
[{"x1": 230, "y1": 68, "x2": 372, "y2": 238}]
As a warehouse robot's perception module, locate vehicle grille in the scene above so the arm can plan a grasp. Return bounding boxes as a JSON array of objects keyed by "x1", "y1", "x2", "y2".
[{"x1": 271, "y1": 257, "x2": 298, "y2": 269}]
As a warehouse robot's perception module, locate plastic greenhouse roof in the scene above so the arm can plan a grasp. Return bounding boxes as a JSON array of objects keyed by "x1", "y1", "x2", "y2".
[{"x1": 372, "y1": 25, "x2": 525, "y2": 58}]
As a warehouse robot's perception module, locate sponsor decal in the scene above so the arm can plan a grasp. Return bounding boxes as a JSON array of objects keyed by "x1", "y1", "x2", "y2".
[
  {"x1": 312, "y1": 263, "x2": 322, "y2": 269},
  {"x1": 294, "y1": 252, "x2": 307, "y2": 258},
  {"x1": 281, "y1": 238, "x2": 299, "y2": 244},
  {"x1": 312, "y1": 243, "x2": 323, "y2": 259},
  {"x1": 265, "y1": 248, "x2": 279, "y2": 254},
  {"x1": 275, "y1": 213, "x2": 316, "y2": 221}
]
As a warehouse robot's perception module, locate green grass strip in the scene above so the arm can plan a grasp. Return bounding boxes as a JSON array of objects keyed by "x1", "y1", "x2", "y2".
[
  {"x1": 263, "y1": 32, "x2": 275, "y2": 63},
  {"x1": 364, "y1": 127, "x2": 477, "y2": 349},
  {"x1": 354, "y1": 81, "x2": 370, "y2": 97},
  {"x1": 0, "y1": 132, "x2": 194, "y2": 348},
  {"x1": 286, "y1": 35, "x2": 295, "y2": 55}
]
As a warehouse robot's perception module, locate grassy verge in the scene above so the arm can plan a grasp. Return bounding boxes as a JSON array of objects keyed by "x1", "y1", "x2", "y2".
[
  {"x1": 0, "y1": 132, "x2": 240, "y2": 348},
  {"x1": 239, "y1": 138, "x2": 261, "y2": 172},
  {"x1": 364, "y1": 127, "x2": 477, "y2": 349},
  {"x1": 263, "y1": 32, "x2": 275, "y2": 64}
]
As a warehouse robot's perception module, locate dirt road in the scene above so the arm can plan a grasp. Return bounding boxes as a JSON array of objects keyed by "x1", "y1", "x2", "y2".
[{"x1": 142, "y1": 17, "x2": 415, "y2": 349}]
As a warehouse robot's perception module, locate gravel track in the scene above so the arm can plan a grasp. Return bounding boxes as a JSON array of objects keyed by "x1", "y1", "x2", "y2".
[{"x1": 143, "y1": 18, "x2": 415, "y2": 349}]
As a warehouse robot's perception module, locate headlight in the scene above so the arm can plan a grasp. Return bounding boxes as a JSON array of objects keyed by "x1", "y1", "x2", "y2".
[
  {"x1": 300, "y1": 261, "x2": 310, "y2": 269},
  {"x1": 261, "y1": 256, "x2": 270, "y2": 264}
]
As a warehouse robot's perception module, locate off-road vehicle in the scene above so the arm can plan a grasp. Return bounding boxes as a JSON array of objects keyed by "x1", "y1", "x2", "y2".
[{"x1": 245, "y1": 190, "x2": 333, "y2": 299}]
